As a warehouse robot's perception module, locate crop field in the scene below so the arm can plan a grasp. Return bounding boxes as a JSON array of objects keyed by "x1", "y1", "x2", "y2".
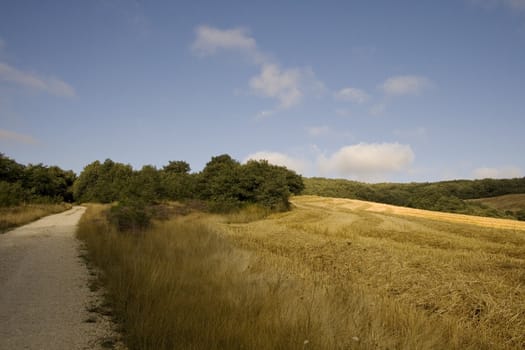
[
  {"x1": 220, "y1": 195, "x2": 525, "y2": 349},
  {"x1": 79, "y1": 196, "x2": 525, "y2": 349}
]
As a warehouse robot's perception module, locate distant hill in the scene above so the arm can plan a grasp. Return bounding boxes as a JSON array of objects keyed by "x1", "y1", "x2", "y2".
[
  {"x1": 303, "y1": 177, "x2": 525, "y2": 221},
  {"x1": 468, "y1": 194, "x2": 525, "y2": 219}
]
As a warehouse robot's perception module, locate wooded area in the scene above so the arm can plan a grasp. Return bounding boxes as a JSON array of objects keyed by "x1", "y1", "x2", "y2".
[{"x1": 2, "y1": 152, "x2": 525, "y2": 221}]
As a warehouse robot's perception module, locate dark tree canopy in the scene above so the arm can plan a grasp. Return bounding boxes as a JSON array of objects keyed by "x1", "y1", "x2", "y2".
[
  {"x1": 72, "y1": 154, "x2": 305, "y2": 212},
  {"x1": 0, "y1": 153, "x2": 76, "y2": 206}
]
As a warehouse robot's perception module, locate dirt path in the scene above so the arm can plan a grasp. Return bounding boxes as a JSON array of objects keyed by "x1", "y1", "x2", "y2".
[{"x1": 0, "y1": 206, "x2": 121, "y2": 350}]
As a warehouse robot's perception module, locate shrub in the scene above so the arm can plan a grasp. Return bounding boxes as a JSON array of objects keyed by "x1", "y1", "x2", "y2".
[{"x1": 108, "y1": 202, "x2": 152, "y2": 233}]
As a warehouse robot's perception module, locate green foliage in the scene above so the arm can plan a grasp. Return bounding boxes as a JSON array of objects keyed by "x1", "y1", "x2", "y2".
[
  {"x1": 162, "y1": 160, "x2": 190, "y2": 174},
  {"x1": 107, "y1": 202, "x2": 152, "y2": 233},
  {"x1": 0, "y1": 181, "x2": 27, "y2": 206},
  {"x1": 239, "y1": 160, "x2": 291, "y2": 210},
  {"x1": 0, "y1": 154, "x2": 25, "y2": 182},
  {"x1": 0, "y1": 153, "x2": 75, "y2": 206},
  {"x1": 73, "y1": 159, "x2": 133, "y2": 203},
  {"x1": 196, "y1": 154, "x2": 243, "y2": 211},
  {"x1": 124, "y1": 165, "x2": 164, "y2": 203}
]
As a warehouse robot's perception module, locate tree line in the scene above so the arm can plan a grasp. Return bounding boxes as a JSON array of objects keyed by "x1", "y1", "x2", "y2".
[
  {"x1": 3, "y1": 152, "x2": 525, "y2": 221},
  {"x1": 1, "y1": 153, "x2": 304, "y2": 211},
  {"x1": 0, "y1": 153, "x2": 76, "y2": 206},
  {"x1": 73, "y1": 154, "x2": 304, "y2": 212}
]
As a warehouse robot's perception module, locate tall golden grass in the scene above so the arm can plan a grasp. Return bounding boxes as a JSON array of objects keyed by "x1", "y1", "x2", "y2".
[
  {"x1": 0, "y1": 203, "x2": 72, "y2": 232},
  {"x1": 78, "y1": 197, "x2": 525, "y2": 349}
]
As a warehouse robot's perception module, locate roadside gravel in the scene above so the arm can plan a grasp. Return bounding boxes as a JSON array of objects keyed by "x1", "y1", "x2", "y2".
[{"x1": 0, "y1": 206, "x2": 123, "y2": 350}]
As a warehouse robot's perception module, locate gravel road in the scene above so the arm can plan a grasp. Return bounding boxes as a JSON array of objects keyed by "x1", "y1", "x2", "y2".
[{"x1": 0, "y1": 206, "x2": 122, "y2": 350}]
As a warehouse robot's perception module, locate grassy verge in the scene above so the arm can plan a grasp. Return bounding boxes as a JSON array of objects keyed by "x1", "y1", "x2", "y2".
[
  {"x1": 0, "y1": 203, "x2": 72, "y2": 233},
  {"x1": 77, "y1": 203, "x2": 500, "y2": 350}
]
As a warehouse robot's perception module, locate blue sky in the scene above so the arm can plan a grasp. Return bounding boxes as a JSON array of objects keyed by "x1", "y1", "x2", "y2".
[{"x1": 1, "y1": 0, "x2": 524, "y2": 182}]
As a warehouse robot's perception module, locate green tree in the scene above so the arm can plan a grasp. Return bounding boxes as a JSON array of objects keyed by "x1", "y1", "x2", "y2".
[
  {"x1": 197, "y1": 154, "x2": 242, "y2": 211},
  {"x1": 124, "y1": 165, "x2": 163, "y2": 204},
  {"x1": 0, "y1": 153, "x2": 25, "y2": 183},
  {"x1": 161, "y1": 162, "x2": 195, "y2": 201},
  {"x1": 73, "y1": 159, "x2": 133, "y2": 203},
  {"x1": 163, "y1": 160, "x2": 190, "y2": 174},
  {"x1": 239, "y1": 160, "x2": 291, "y2": 210}
]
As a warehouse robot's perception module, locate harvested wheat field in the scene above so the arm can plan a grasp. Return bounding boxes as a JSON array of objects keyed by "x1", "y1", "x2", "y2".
[{"x1": 216, "y1": 195, "x2": 525, "y2": 349}]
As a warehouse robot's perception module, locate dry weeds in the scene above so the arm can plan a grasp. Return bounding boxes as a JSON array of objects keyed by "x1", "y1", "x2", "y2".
[{"x1": 0, "y1": 203, "x2": 72, "y2": 232}]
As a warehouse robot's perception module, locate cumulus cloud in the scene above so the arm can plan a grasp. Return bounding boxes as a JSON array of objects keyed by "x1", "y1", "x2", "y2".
[
  {"x1": 249, "y1": 64, "x2": 304, "y2": 108},
  {"x1": 0, "y1": 128, "x2": 38, "y2": 145},
  {"x1": 472, "y1": 166, "x2": 522, "y2": 179},
  {"x1": 380, "y1": 75, "x2": 430, "y2": 96},
  {"x1": 0, "y1": 62, "x2": 75, "y2": 97},
  {"x1": 191, "y1": 25, "x2": 264, "y2": 62},
  {"x1": 318, "y1": 143, "x2": 414, "y2": 180},
  {"x1": 335, "y1": 87, "x2": 369, "y2": 103},
  {"x1": 192, "y1": 25, "x2": 324, "y2": 110},
  {"x1": 244, "y1": 151, "x2": 309, "y2": 174}
]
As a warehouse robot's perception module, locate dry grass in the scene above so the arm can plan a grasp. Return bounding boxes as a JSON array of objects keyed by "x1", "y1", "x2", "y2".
[
  {"x1": 78, "y1": 197, "x2": 525, "y2": 349},
  {"x1": 0, "y1": 203, "x2": 72, "y2": 232},
  {"x1": 220, "y1": 196, "x2": 525, "y2": 349},
  {"x1": 468, "y1": 193, "x2": 525, "y2": 212}
]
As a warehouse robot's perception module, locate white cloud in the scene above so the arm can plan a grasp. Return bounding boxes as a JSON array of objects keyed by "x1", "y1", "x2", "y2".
[
  {"x1": 472, "y1": 166, "x2": 522, "y2": 179},
  {"x1": 0, "y1": 128, "x2": 38, "y2": 145},
  {"x1": 335, "y1": 87, "x2": 369, "y2": 103},
  {"x1": 192, "y1": 25, "x2": 324, "y2": 110},
  {"x1": 381, "y1": 75, "x2": 431, "y2": 96},
  {"x1": 249, "y1": 64, "x2": 303, "y2": 108},
  {"x1": 318, "y1": 143, "x2": 415, "y2": 180},
  {"x1": 244, "y1": 151, "x2": 309, "y2": 174},
  {"x1": 191, "y1": 25, "x2": 259, "y2": 58},
  {"x1": 250, "y1": 64, "x2": 324, "y2": 109},
  {"x1": 307, "y1": 126, "x2": 331, "y2": 137},
  {"x1": 0, "y1": 62, "x2": 75, "y2": 97}
]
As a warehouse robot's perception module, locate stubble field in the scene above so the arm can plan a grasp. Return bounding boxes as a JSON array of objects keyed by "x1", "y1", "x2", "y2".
[
  {"x1": 79, "y1": 195, "x2": 525, "y2": 349},
  {"x1": 220, "y1": 195, "x2": 525, "y2": 349}
]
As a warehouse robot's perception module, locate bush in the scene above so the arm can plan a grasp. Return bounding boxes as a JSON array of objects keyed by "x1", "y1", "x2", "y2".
[
  {"x1": 0, "y1": 181, "x2": 27, "y2": 206},
  {"x1": 108, "y1": 202, "x2": 152, "y2": 233}
]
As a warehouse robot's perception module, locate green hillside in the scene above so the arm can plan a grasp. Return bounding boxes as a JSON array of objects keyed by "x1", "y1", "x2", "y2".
[
  {"x1": 303, "y1": 177, "x2": 525, "y2": 220},
  {"x1": 468, "y1": 194, "x2": 525, "y2": 220}
]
